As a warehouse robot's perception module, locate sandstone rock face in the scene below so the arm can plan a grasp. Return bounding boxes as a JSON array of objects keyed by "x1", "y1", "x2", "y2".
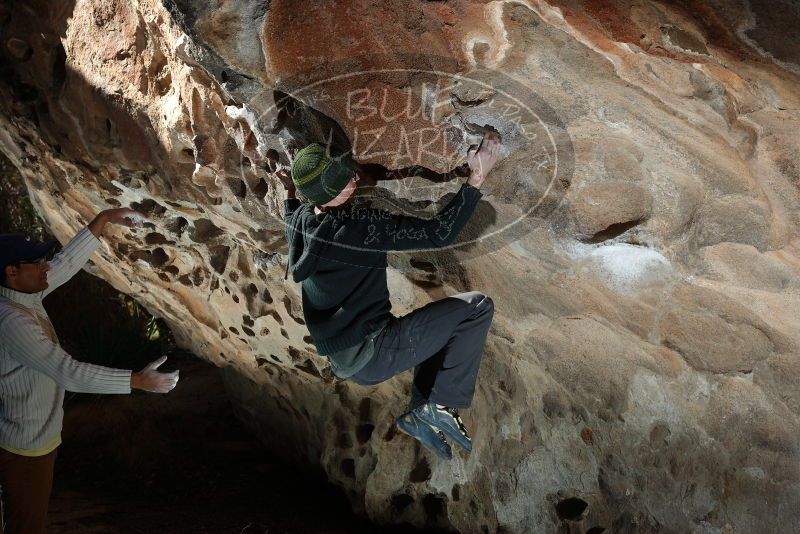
[
  {"x1": 568, "y1": 181, "x2": 652, "y2": 240},
  {"x1": 1, "y1": 0, "x2": 800, "y2": 532}
]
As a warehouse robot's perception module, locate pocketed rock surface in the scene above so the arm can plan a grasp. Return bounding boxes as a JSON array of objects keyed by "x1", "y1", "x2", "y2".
[{"x1": 1, "y1": 1, "x2": 799, "y2": 532}]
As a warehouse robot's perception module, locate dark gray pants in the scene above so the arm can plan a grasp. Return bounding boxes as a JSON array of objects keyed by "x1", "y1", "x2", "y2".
[{"x1": 351, "y1": 291, "x2": 494, "y2": 409}]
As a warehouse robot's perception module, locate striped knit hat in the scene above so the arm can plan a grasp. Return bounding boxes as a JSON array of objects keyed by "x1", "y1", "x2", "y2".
[{"x1": 290, "y1": 143, "x2": 354, "y2": 206}]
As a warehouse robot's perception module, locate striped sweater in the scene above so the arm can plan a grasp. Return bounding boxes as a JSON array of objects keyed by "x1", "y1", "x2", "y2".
[{"x1": 0, "y1": 227, "x2": 132, "y2": 456}]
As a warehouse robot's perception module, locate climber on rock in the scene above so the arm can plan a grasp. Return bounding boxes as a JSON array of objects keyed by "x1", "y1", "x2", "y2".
[
  {"x1": 277, "y1": 132, "x2": 500, "y2": 460},
  {"x1": 0, "y1": 208, "x2": 180, "y2": 534}
]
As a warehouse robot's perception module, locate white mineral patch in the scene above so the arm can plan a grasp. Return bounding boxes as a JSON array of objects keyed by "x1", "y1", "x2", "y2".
[
  {"x1": 563, "y1": 241, "x2": 676, "y2": 294},
  {"x1": 589, "y1": 244, "x2": 672, "y2": 288}
]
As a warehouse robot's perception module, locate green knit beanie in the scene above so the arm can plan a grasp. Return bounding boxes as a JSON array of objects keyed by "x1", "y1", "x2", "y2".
[{"x1": 290, "y1": 143, "x2": 354, "y2": 206}]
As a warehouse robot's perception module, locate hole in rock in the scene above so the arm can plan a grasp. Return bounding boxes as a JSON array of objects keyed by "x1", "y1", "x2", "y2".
[
  {"x1": 360, "y1": 161, "x2": 467, "y2": 184},
  {"x1": 302, "y1": 335, "x2": 314, "y2": 344},
  {"x1": 165, "y1": 216, "x2": 188, "y2": 237},
  {"x1": 410, "y1": 258, "x2": 437, "y2": 273},
  {"x1": 106, "y1": 198, "x2": 121, "y2": 207},
  {"x1": 227, "y1": 178, "x2": 246, "y2": 198},
  {"x1": 296, "y1": 359, "x2": 320, "y2": 377},
  {"x1": 252, "y1": 178, "x2": 269, "y2": 198},
  {"x1": 384, "y1": 426, "x2": 396, "y2": 442},
  {"x1": 191, "y1": 268, "x2": 206, "y2": 285},
  {"x1": 145, "y1": 232, "x2": 169, "y2": 245},
  {"x1": 282, "y1": 296, "x2": 304, "y2": 324},
  {"x1": 584, "y1": 219, "x2": 643, "y2": 244},
  {"x1": 555, "y1": 497, "x2": 588, "y2": 521},
  {"x1": 282, "y1": 295, "x2": 294, "y2": 314},
  {"x1": 242, "y1": 283, "x2": 269, "y2": 317},
  {"x1": 52, "y1": 43, "x2": 67, "y2": 92},
  {"x1": 130, "y1": 198, "x2": 166, "y2": 217},
  {"x1": 581, "y1": 427, "x2": 594, "y2": 446},
  {"x1": 286, "y1": 346, "x2": 301, "y2": 361},
  {"x1": 358, "y1": 398, "x2": 372, "y2": 421},
  {"x1": 208, "y1": 245, "x2": 230, "y2": 274},
  {"x1": 241, "y1": 326, "x2": 255, "y2": 337},
  {"x1": 586, "y1": 528, "x2": 607, "y2": 534},
  {"x1": 280, "y1": 328, "x2": 289, "y2": 339},
  {"x1": 422, "y1": 494, "x2": 446, "y2": 521},
  {"x1": 129, "y1": 248, "x2": 169, "y2": 269},
  {"x1": 355, "y1": 424, "x2": 374, "y2": 445},
  {"x1": 451, "y1": 484, "x2": 461, "y2": 501},
  {"x1": 244, "y1": 283, "x2": 258, "y2": 297},
  {"x1": 340, "y1": 459, "x2": 356, "y2": 479},
  {"x1": 409, "y1": 457, "x2": 431, "y2": 483},
  {"x1": 262, "y1": 288, "x2": 273, "y2": 304},
  {"x1": 191, "y1": 218, "x2": 224, "y2": 243},
  {"x1": 391, "y1": 494, "x2": 414, "y2": 514}
]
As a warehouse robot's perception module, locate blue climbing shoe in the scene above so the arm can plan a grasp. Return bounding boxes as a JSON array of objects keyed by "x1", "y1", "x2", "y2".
[
  {"x1": 415, "y1": 402, "x2": 472, "y2": 452},
  {"x1": 396, "y1": 410, "x2": 452, "y2": 460}
]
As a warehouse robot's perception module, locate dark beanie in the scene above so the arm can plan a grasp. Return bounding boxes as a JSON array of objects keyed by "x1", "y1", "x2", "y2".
[{"x1": 290, "y1": 143, "x2": 354, "y2": 206}]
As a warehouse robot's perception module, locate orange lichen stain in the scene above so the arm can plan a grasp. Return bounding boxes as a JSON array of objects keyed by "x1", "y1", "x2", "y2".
[
  {"x1": 547, "y1": 0, "x2": 708, "y2": 65},
  {"x1": 580, "y1": 0, "x2": 644, "y2": 46}
]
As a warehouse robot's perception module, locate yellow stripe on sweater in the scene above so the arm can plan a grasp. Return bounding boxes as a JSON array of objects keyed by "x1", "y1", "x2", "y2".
[{"x1": 0, "y1": 434, "x2": 61, "y2": 457}]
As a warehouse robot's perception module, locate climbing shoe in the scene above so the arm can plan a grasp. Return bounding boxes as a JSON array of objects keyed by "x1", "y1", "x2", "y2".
[
  {"x1": 415, "y1": 402, "x2": 472, "y2": 452},
  {"x1": 396, "y1": 410, "x2": 452, "y2": 460}
]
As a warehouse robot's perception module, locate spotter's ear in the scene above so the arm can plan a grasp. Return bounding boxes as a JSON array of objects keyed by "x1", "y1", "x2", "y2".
[{"x1": 3, "y1": 264, "x2": 18, "y2": 283}]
